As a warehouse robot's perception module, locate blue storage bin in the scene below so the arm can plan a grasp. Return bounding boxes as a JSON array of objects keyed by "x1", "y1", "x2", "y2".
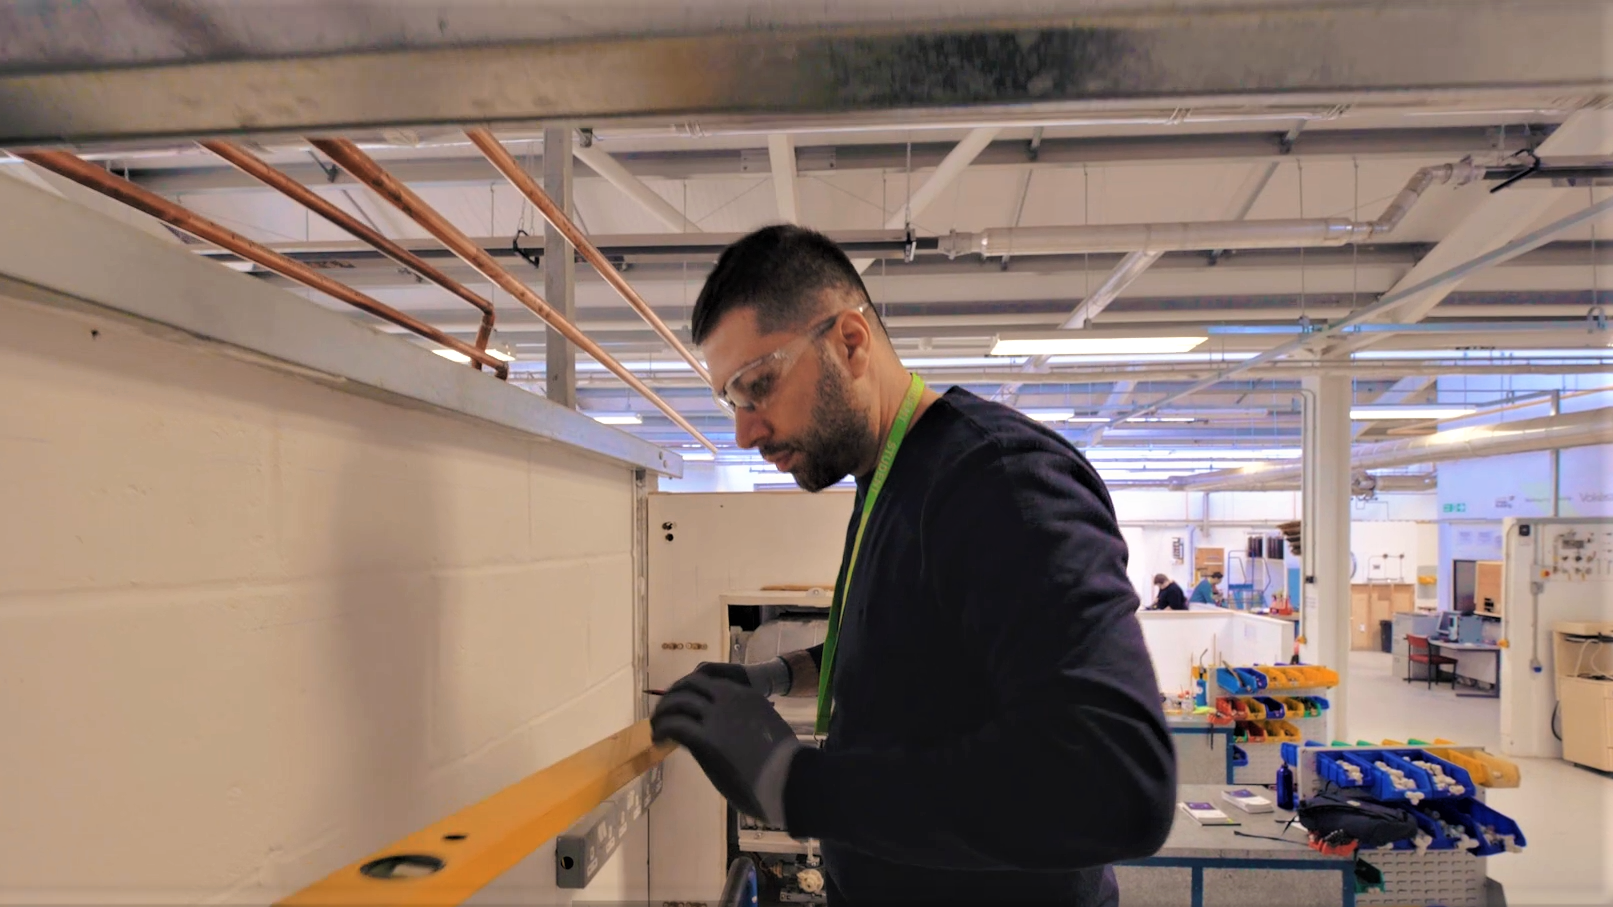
[
  {"x1": 1216, "y1": 666, "x2": 1267, "y2": 694},
  {"x1": 1440, "y1": 798, "x2": 1527, "y2": 855},
  {"x1": 1255, "y1": 696, "x2": 1287, "y2": 719},
  {"x1": 1382, "y1": 749, "x2": 1478, "y2": 799},
  {"x1": 1378, "y1": 805, "x2": 1458, "y2": 852}
]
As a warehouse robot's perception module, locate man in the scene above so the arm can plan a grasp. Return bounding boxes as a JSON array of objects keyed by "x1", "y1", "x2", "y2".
[
  {"x1": 1151, "y1": 574, "x2": 1188, "y2": 611},
  {"x1": 1190, "y1": 572, "x2": 1223, "y2": 606},
  {"x1": 650, "y1": 226, "x2": 1175, "y2": 906}
]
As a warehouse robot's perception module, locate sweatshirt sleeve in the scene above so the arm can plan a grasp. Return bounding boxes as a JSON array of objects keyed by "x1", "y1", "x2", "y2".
[{"x1": 783, "y1": 447, "x2": 1176, "y2": 870}]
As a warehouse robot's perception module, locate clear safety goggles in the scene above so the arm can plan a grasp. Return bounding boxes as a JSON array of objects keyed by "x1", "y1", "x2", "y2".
[{"x1": 712, "y1": 304, "x2": 866, "y2": 417}]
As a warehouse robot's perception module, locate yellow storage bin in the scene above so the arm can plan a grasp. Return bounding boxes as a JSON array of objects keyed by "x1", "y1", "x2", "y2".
[{"x1": 1262, "y1": 719, "x2": 1302, "y2": 741}]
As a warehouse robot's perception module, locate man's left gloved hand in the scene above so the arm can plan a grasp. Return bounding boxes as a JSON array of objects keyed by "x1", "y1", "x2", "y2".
[{"x1": 650, "y1": 674, "x2": 804, "y2": 826}]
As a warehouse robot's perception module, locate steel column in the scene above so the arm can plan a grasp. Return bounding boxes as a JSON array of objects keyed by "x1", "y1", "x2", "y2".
[
  {"x1": 545, "y1": 126, "x2": 578, "y2": 409},
  {"x1": 1302, "y1": 369, "x2": 1353, "y2": 740}
]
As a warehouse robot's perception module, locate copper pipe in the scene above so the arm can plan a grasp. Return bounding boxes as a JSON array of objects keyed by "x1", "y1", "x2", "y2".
[
  {"x1": 465, "y1": 128, "x2": 712, "y2": 385},
  {"x1": 16, "y1": 149, "x2": 509, "y2": 378},
  {"x1": 200, "y1": 139, "x2": 501, "y2": 373},
  {"x1": 309, "y1": 138, "x2": 718, "y2": 453}
]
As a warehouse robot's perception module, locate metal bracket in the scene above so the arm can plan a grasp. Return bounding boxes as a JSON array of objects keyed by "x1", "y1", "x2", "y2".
[
  {"x1": 1488, "y1": 149, "x2": 1541, "y2": 194},
  {"x1": 902, "y1": 227, "x2": 917, "y2": 263},
  {"x1": 1587, "y1": 305, "x2": 1607, "y2": 333},
  {"x1": 512, "y1": 228, "x2": 542, "y2": 270},
  {"x1": 554, "y1": 763, "x2": 663, "y2": 889}
]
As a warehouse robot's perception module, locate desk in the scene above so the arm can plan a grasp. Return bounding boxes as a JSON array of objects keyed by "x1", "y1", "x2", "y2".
[
  {"x1": 1428, "y1": 640, "x2": 1502, "y2": 698},
  {"x1": 1118, "y1": 784, "x2": 1354, "y2": 907}
]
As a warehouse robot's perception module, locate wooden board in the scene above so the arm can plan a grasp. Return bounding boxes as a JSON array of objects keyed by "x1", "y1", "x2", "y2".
[{"x1": 1475, "y1": 561, "x2": 1504, "y2": 617}]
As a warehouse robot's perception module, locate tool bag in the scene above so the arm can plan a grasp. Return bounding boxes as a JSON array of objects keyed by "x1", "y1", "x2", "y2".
[{"x1": 1296, "y1": 792, "x2": 1419, "y2": 850}]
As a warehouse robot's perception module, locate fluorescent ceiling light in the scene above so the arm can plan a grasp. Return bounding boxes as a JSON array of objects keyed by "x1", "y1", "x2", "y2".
[
  {"x1": 1123, "y1": 416, "x2": 1197, "y2": 423},
  {"x1": 1350, "y1": 405, "x2": 1477, "y2": 420},
  {"x1": 991, "y1": 334, "x2": 1207, "y2": 357},
  {"x1": 433, "y1": 349, "x2": 473, "y2": 364},
  {"x1": 586, "y1": 412, "x2": 643, "y2": 425},
  {"x1": 682, "y1": 452, "x2": 715, "y2": 462},
  {"x1": 1021, "y1": 409, "x2": 1113, "y2": 424},
  {"x1": 486, "y1": 348, "x2": 516, "y2": 363}
]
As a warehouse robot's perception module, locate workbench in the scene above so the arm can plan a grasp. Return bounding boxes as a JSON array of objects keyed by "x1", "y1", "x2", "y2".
[{"x1": 1117, "y1": 784, "x2": 1355, "y2": 907}]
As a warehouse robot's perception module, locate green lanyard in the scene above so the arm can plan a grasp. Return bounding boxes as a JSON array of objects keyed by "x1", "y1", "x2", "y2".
[{"x1": 815, "y1": 372, "x2": 927, "y2": 734}]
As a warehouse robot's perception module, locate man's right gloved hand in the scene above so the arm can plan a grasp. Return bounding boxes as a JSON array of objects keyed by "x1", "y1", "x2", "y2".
[{"x1": 690, "y1": 658, "x2": 794, "y2": 697}]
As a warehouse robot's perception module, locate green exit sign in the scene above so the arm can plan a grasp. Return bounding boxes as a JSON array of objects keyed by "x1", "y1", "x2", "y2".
[{"x1": 1443, "y1": 503, "x2": 1467, "y2": 513}]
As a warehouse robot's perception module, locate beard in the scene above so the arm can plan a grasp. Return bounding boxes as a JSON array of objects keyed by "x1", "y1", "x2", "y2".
[{"x1": 759, "y1": 349, "x2": 876, "y2": 493}]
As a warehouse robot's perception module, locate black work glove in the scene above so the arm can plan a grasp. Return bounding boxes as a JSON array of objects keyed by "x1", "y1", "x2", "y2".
[
  {"x1": 650, "y1": 674, "x2": 804, "y2": 825},
  {"x1": 689, "y1": 658, "x2": 793, "y2": 697}
]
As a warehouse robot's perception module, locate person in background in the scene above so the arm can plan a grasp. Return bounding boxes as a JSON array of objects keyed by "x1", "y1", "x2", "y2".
[
  {"x1": 648, "y1": 225, "x2": 1175, "y2": 906},
  {"x1": 1151, "y1": 574, "x2": 1187, "y2": 611},
  {"x1": 1190, "y1": 571, "x2": 1223, "y2": 606}
]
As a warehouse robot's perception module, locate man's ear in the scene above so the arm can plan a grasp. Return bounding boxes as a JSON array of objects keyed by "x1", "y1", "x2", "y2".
[{"x1": 838, "y1": 309, "x2": 876, "y2": 379}]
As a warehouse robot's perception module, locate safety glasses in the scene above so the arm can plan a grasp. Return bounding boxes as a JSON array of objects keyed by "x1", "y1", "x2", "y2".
[{"x1": 712, "y1": 304, "x2": 867, "y2": 417}]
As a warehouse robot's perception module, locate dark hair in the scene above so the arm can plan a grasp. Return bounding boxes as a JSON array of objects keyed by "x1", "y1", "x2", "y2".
[
  {"x1": 1153, "y1": 574, "x2": 1169, "y2": 585},
  {"x1": 691, "y1": 224, "x2": 876, "y2": 345},
  {"x1": 1209, "y1": 572, "x2": 1224, "y2": 580}
]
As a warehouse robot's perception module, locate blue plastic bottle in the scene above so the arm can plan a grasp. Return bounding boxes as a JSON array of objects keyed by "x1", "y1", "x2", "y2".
[{"x1": 1275, "y1": 762, "x2": 1296, "y2": 810}]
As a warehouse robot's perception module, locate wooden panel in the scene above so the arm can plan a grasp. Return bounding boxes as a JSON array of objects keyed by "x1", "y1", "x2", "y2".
[
  {"x1": 1475, "y1": 561, "x2": 1504, "y2": 617},
  {"x1": 1390, "y1": 583, "x2": 1416, "y2": 614},
  {"x1": 1350, "y1": 588, "x2": 1377, "y2": 651}
]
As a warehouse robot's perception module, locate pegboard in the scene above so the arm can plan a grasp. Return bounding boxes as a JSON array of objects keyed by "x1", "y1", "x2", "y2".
[
  {"x1": 1353, "y1": 849, "x2": 1488, "y2": 907},
  {"x1": 1232, "y1": 714, "x2": 1328, "y2": 785}
]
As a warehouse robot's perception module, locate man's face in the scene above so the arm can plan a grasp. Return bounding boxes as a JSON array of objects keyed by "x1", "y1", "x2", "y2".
[{"x1": 701, "y1": 306, "x2": 875, "y2": 492}]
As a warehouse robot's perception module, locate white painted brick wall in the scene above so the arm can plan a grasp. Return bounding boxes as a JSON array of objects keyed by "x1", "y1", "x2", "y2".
[{"x1": 0, "y1": 294, "x2": 643, "y2": 903}]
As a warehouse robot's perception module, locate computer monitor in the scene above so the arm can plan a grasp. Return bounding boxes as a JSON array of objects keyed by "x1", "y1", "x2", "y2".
[{"x1": 1436, "y1": 612, "x2": 1458, "y2": 639}]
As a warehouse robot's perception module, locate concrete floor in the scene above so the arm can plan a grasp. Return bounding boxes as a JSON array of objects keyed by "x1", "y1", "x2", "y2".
[{"x1": 1344, "y1": 650, "x2": 1613, "y2": 906}]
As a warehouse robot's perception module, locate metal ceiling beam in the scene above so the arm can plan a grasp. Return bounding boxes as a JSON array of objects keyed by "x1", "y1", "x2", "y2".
[
  {"x1": 852, "y1": 126, "x2": 1000, "y2": 272},
  {"x1": 1352, "y1": 375, "x2": 1436, "y2": 439},
  {"x1": 117, "y1": 126, "x2": 1546, "y2": 196},
  {"x1": 1110, "y1": 192, "x2": 1613, "y2": 424},
  {"x1": 5, "y1": 3, "x2": 1609, "y2": 145},
  {"x1": 1083, "y1": 381, "x2": 1137, "y2": 447},
  {"x1": 1333, "y1": 110, "x2": 1613, "y2": 358},
  {"x1": 571, "y1": 139, "x2": 700, "y2": 233},
  {"x1": 768, "y1": 134, "x2": 800, "y2": 225},
  {"x1": 1061, "y1": 251, "x2": 1164, "y2": 328}
]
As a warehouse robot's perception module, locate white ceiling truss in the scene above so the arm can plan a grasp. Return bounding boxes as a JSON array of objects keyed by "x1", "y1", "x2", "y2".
[{"x1": 2, "y1": 1, "x2": 1611, "y2": 483}]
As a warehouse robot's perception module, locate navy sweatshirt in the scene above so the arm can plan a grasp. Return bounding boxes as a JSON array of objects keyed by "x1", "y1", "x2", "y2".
[{"x1": 783, "y1": 388, "x2": 1176, "y2": 905}]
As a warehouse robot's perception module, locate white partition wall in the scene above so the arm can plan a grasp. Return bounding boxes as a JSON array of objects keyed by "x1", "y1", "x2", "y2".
[
  {"x1": 646, "y1": 490, "x2": 853, "y2": 904},
  {"x1": 0, "y1": 288, "x2": 648, "y2": 902},
  {"x1": 1137, "y1": 611, "x2": 1294, "y2": 696},
  {"x1": 1499, "y1": 516, "x2": 1613, "y2": 759}
]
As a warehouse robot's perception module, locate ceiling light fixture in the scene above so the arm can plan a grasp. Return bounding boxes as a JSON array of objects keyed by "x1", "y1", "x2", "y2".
[
  {"x1": 586, "y1": 412, "x2": 644, "y2": 425},
  {"x1": 433, "y1": 349, "x2": 473, "y2": 364},
  {"x1": 1123, "y1": 416, "x2": 1197, "y2": 423},
  {"x1": 1349, "y1": 405, "x2": 1478, "y2": 420},
  {"x1": 990, "y1": 333, "x2": 1207, "y2": 357},
  {"x1": 1021, "y1": 409, "x2": 1113, "y2": 423}
]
